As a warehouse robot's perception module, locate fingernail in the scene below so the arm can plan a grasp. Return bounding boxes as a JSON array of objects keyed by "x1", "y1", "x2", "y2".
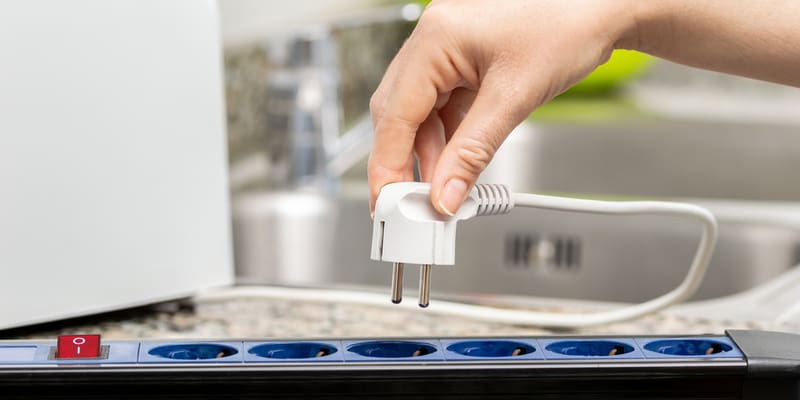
[{"x1": 437, "y1": 178, "x2": 467, "y2": 216}]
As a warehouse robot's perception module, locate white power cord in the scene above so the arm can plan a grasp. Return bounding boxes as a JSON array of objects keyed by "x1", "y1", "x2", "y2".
[
  {"x1": 507, "y1": 189, "x2": 717, "y2": 327},
  {"x1": 197, "y1": 182, "x2": 718, "y2": 329}
]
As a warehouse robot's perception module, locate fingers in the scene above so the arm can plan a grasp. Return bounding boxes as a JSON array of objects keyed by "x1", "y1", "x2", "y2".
[
  {"x1": 368, "y1": 34, "x2": 464, "y2": 214},
  {"x1": 438, "y1": 87, "x2": 477, "y2": 142},
  {"x1": 367, "y1": 41, "x2": 431, "y2": 213},
  {"x1": 411, "y1": 88, "x2": 475, "y2": 184},
  {"x1": 367, "y1": 86, "x2": 433, "y2": 213},
  {"x1": 430, "y1": 73, "x2": 534, "y2": 216},
  {"x1": 369, "y1": 39, "x2": 411, "y2": 128},
  {"x1": 414, "y1": 112, "x2": 447, "y2": 182},
  {"x1": 414, "y1": 89, "x2": 466, "y2": 182}
]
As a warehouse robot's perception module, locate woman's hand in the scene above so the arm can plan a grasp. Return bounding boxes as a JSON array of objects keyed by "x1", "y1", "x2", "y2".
[
  {"x1": 368, "y1": 0, "x2": 638, "y2": 215},
  {"x1": 368, "y1": 0, "x2": 800, "y2": 216}
]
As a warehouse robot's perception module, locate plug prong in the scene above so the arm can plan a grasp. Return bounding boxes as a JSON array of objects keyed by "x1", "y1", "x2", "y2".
[
  {"x1": 391, "y1": 262, "x2": 404, "y2": 304},
  {"x1": 418, "y1": 264, "x2": 431, "y2": 308}
]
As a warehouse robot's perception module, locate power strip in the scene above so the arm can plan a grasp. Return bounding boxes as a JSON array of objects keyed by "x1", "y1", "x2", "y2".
[{"x1": 0, "y1": 330, "x2": 798, "y2": 399}]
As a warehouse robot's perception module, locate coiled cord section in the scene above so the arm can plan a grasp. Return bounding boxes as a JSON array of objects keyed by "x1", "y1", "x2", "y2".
[{"x1": 474, "y1": 184, "x2": 514, "y2": 216}]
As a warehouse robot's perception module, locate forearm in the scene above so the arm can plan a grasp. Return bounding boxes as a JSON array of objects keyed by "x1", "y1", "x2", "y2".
[{"x1": 623, "y1": 0, "x2": 800, "y2": 87}]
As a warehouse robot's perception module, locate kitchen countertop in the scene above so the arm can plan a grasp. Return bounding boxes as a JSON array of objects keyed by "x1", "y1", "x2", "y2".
[{"x1": 7, "y1": 286, "x2": 799, "y2": 340}]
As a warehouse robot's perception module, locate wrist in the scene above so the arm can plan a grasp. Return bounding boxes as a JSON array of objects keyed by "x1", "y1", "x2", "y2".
[{"x1": 612, "y1": 0, "x2": 674, "y2": 53}]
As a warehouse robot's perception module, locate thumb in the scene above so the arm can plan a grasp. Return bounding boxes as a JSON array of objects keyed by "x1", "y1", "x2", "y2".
[{"x1": 430, "y1": 75, "x2": 534, "y2": 216}]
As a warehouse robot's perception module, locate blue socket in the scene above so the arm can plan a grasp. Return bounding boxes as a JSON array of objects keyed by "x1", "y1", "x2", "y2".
[
  {"x1": 343, "y1": 340, "x2": 444, "y2": 362},
  {"x1": 540, "y1": 338, "x2": 644, "y2": 359},
  {"x1": 442, "y1": 339, "x2": 543, "y2": 361},
  {"x1": 636, "y1": 337, "x2": 743, "y2": 359},
  {"x1": 244, "y1": 341, "x2": 343, "y2": 362}
]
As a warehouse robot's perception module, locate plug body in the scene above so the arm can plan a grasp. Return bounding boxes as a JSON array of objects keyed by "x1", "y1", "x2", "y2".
[
  {"x1": 371, "y1": 182, "x2": 513, "y2": 306},
  {"x1": 371, "y1": 182, "x2": 478, "y2": 266}
]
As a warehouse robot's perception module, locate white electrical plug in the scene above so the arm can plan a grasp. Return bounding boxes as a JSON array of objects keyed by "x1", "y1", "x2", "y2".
[{"x1": 371, "y1": 182, "x2": 513, "y2": 306}]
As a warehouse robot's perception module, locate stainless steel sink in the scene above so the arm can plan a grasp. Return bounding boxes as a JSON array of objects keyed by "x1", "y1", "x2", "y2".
[
  {"x1": 233, "y1": 117, "x2": 800, "y2": 303},
  {"x1": 326, "y1": 196, "x2": 800, "y2": 303},
  {"x1": 481, "y1": 118, "x2": 800, "y2": 201}
]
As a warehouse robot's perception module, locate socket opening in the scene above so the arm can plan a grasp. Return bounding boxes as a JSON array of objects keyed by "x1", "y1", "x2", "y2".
[
  {"x1": 446, "y1": 340, "x2": 536, "y2": 358},
  {"x1": 378, "y1": 221, "x2": 385, "y2": 259},
  {"x1": 249, "y1": 342, "x2": 338, "y2": 359},
  {"x1": 347, "y1": 341, "x2": 437, "y2": 358},
  {"x1": 147, "y1": 344, "x2": 238, "y2": 360},
  {"x1": 643, "y1": 339, "x2": 732, "y2": 356},
  {"x1": 545, "y1": 340, "x2": 634, "y2": 357}
]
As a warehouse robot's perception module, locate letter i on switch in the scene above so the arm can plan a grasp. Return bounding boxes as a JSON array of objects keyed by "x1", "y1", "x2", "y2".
[{"x1": 57, "y1": 335, "x2": 101, "y2": 359}]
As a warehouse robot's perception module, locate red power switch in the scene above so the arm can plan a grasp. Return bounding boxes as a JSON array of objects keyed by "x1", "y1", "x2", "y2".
[{"x1": 56, "y1": 335, "x2": 102, "y2": 359}]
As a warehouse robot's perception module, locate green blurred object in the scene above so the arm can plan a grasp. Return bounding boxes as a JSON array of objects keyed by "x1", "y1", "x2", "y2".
[
  {"x1": 530, "y1": 50, "x2": 654, "y2": 123},
  {"x1": 562, "y1": 50, "x2": 653, "y2": 96},
  {"x1": 529, "y1": 97, "x2": 652, "y2": 124}
]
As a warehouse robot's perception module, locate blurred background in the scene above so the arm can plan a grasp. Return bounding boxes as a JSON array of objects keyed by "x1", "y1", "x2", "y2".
[
  {"x1": 2, "y1": 0, "x2": 800, "y2": 338},
  {"x1": 221, "y1": 0, "x2": 800, "y2": 306}
]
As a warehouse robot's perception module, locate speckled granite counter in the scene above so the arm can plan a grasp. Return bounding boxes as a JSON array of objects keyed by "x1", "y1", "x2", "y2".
[{"x1": 9, "y1": 286, "x2": 799, "y2": 340}]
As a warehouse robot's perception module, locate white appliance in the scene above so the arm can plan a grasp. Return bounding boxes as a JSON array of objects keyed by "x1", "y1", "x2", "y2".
[{"x1": 0, "y1": 0, "x2": 233, "y2": 329}]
